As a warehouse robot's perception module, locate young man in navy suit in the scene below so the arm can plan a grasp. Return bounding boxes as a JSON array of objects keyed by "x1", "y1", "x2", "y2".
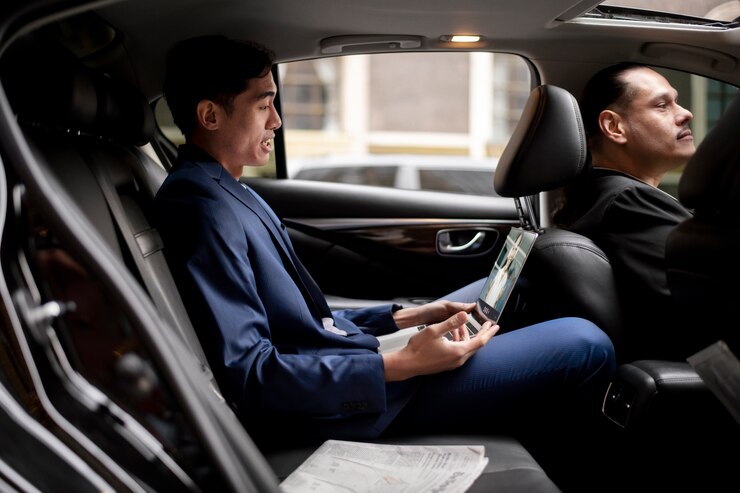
[{"x1": 154, "y1": 35, "x2": 615, "y2": 456}]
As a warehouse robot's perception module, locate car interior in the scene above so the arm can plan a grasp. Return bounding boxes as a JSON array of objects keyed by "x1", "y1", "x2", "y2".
[{"x1": 0, "y1": 0, "x2": 739, "y2": 492}]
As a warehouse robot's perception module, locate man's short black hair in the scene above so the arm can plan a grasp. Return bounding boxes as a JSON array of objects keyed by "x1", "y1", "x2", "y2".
[
  {"x1": 580, "y1": 62, "x2": 644, "y2": 145},
  {"x1": 164, "y1": 35, "x2": 275, "y2": 138}
]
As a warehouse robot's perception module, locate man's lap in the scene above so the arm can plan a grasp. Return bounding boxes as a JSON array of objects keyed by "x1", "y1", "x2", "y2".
[{"x1": 386, "y1": 317, "x2": 615, "y2": 434}]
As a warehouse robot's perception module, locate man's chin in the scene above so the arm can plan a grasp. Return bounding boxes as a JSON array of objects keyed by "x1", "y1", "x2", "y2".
[
  {"x1": 670, "y1": 153, "x2": 695, "y2": 170},
  {"x1": 675, "y1": 143, "x2": 696, "y2": 160},
  {"x1": 678, "y1": 139, "x2": 696, "y2": 152},
  {"x1": 245, "y1": 158, "x2": 271, "y2": 168}
]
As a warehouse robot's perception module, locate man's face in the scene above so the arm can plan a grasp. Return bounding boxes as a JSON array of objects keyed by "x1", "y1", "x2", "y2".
[
  {"x1": 617, "y1": 67, "x2": 695, "y2": 172},
  {"x1": 218, "y1": 71, "x2": 282, "y2": 168}
]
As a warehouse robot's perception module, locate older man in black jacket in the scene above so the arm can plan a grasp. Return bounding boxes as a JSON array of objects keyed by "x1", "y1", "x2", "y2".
[{"x1": 553, "y1": 63, "x2": 699, "y2": 361}]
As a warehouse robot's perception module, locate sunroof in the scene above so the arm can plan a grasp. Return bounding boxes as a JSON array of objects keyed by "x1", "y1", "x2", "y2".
[{"x1": 582, "y1": 0, "x2": 740, "y2": 26}]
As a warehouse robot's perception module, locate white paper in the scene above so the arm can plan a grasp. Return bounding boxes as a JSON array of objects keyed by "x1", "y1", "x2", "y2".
[
  {"x1": 376, "y1": 327, "x2": 422, "y2": 354},
  {"x1": 280, "y1": 439, "x2": 488, "y2": 493},
  {"x1": 687, "y1": 340, "x2": 740, "y2": 424}
]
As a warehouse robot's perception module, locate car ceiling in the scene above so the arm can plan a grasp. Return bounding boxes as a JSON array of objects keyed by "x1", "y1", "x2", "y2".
[{"x1": 5, "y1": 0, "x2": 740, "y2": 103}]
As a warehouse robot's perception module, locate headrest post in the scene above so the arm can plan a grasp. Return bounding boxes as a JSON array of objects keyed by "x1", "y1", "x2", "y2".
[{"x1": 514, "y1": 196, "x2": 542, "y2": 233}]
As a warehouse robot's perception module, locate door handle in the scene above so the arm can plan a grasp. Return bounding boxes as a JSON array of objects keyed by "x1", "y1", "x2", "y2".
[{"x1": 437, "y1": 230, "x2": 486, "y2": 254}]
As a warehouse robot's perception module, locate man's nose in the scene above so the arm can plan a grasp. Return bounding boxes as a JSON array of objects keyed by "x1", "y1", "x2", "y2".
[
  {"x1": 677, "y1": 104, "x2": 693, "y2": 123},
  {"x1": 270, "y1": 107, "x2": 282, "y2": 130}
]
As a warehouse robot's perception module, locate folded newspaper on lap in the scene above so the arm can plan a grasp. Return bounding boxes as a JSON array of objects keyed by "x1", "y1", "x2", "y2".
[
  {"x1": 279, "y1": 439, "x2": 488, "y2": 493},
  {"x1": 377, "y1": 227, "x2": 538, "y2": 353}
]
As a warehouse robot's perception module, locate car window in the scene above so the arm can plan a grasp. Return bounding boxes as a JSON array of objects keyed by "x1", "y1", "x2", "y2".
[
  {"x1": 152, "y1": 56, "x2": 738, "y2": 201},
  {"x1": 294, "y1": 165, "x2": 398, "y2": 187},
  {"x1": 651, "y1": 68, "x2": 738, "y2": 197},
  {"x1": 278, "y1": 52, "x2": 532, "y2": 196},
  {"x1": 418, "y1": 168, "x2": 495, "y2": 195}
]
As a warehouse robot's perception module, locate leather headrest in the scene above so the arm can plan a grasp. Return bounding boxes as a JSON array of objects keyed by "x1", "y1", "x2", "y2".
[
  {"x1": 494, "y1": 85, "x2": 588, "y2": 197},
  {"x1": 678, "y1": 93, "x2": 740, "y2": 214},
  {"x1": 2, "y1": 37, "x2": 154, "y2": 146}
]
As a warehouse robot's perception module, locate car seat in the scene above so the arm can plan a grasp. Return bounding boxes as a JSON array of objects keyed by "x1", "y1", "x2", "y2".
[
  {"x1": 666, "y1": 92, "x2": 740, "y2": 356},
  {"x1": 492, "y1": 84, "x2": 625, "y2": 355}
]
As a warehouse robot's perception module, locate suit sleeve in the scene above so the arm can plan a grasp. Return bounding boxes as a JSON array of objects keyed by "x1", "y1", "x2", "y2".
[{"x1": 333, "y1": 305, "x2": 399, "y2": 337}]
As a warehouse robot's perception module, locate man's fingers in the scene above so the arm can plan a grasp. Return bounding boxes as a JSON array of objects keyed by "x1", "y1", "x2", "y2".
[
  {"x1": 462, "y1": 302, "x2": 477, "y2": 313},
  {"x1": 476, "y1": 322, "x2": 500, "y2": 344},
  {"x1": 427, "y1": 311, "x2": 468, "y2": 337}
]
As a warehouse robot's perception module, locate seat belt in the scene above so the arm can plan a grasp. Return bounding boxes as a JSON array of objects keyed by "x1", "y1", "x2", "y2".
[{"x1": 84, "y1": 149, "x2": 223, "y2": 399}]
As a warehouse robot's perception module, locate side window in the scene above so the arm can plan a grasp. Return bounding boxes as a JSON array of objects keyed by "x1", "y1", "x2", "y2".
[
  {"x1": 653, "y1": 68, "x2": 738, "y2": 197},
  {"x1": 278, "y1": 52, "x2": 532, "y2": 196},
  {"x1": 294, "y1": 165, "x2": 398, "y2": 187},
  {"x1": 419, "y1": 169, "x2": 495, "y2": 195}
]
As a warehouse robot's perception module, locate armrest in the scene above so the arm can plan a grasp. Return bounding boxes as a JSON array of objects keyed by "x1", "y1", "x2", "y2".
[
  {"x1": 601, "y1": 360, "x2": 740, "y2": 491},
  {"x1": 602, "y1": 360, "x2": 727, "y2": 430}
]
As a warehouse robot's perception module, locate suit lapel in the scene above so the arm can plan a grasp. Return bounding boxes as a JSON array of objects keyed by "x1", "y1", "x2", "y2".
[{"x1": 213, "y1": 168, "x2": 332, "y2": 317}]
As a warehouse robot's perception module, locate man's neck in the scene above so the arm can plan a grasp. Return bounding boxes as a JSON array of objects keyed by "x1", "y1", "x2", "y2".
[
  {"x1": 591, "y1": 154, "x2": 663, "y2": 187},
  {"x1": 187, "y1": 138, "x2": 244, "y2": 180}
]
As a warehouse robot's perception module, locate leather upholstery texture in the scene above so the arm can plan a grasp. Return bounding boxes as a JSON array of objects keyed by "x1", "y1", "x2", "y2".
[{"x1": 493, "y1": 84, "x2": 624, "y2": 353}]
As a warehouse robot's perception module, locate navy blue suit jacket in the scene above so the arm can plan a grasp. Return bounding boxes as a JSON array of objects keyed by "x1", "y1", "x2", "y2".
[{"x1": 153, "y1": 145, "x2": 414, "y2": 447}]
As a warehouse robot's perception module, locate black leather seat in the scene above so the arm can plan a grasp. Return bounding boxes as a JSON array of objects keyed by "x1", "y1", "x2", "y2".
[
  {"x1": 666, "y1": 92, "x2": 740, "y2": 356},
  {"x1": 665, "y1": 88, "x2": 740, "y2": 435},
  {"x1": 493, "y1": 84, "x2": 624, "y2": 354}
]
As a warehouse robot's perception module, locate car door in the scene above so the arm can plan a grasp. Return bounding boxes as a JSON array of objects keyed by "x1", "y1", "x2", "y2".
[
  {"x1": 248, "y1": 178, "x2": 516, "y2": 305},
  {"x1": 245, "y1": 51, "x2": 534, "y2": 308}
]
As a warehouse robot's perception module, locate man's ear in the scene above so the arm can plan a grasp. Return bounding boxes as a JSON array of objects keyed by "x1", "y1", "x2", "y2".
[
  {"x1": 598, "y1": 109, "x2": 627, "y2": 144},
  {"x1": 195, "y1": 100, "x2": 220, "y2": 131}
]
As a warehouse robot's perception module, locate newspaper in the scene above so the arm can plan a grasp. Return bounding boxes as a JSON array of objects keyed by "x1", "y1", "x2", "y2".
[
  {"x1": 279, "y1": 439, "x2": 488, "y2": 493},
  {"x1": 687, "y1": 340, "x2": 740, "y2": 424},
  {"x1": 377, "y1": 327, "x2": 423, "y2": 354}
]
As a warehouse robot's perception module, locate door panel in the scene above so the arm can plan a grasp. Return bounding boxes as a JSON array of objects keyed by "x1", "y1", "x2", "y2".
[{"x1": 247, "y1": 178, "x2": 519, "y2": 305}]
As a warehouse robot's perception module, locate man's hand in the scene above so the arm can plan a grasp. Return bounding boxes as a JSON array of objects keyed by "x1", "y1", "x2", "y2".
[
  {"x1": 382, "y1": 311, "x2": 499, "y2": 382},
  {"x1": 392, "y1": 300, "x2": 477, "y2": 329}
]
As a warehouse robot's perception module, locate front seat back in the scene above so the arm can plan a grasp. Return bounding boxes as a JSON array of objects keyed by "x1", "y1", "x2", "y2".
[
  {"x1": 665, "y1": 92, "x2": 740, "y2": 355},
  {"x1": 493, "y1": 84, "x2": 624, "y2": 354}
]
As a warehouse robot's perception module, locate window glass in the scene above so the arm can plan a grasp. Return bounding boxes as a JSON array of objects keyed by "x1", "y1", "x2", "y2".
[
  {"x1": 153, "y1": 54, "x2": 739, "y2": 201},
  {"x1": 294, "y1": 166, "x2": 398, "y2": 187},
  {"x1": 278, "y1": 52, "x2": 532, "y2": 196},
  {"x1": 651, "y1": 68, "x2": 738, "y2": 197},
  {"x1": 597, "y1": 0, "x2": 740, "y2": 22},
  {"x1": 419, "y1": 169, "x2": 495, "y2": 195}
]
